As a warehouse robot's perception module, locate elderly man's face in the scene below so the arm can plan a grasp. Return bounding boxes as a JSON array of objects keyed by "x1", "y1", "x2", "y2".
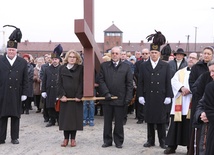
[
  {"x1": 111, "y1": 48, "x2": 121, "y2": 62},
  {"x1": 7, "y1": 48, "x2": 17, "y2": 60}
]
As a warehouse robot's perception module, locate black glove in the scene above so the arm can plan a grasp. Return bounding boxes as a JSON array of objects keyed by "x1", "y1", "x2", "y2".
[
  {"x1": 125, "y1": 100, "x2": 130, "y2": 105},
  {"x1": 105, "y1": 93, "x2": 112, "y2": 101}
]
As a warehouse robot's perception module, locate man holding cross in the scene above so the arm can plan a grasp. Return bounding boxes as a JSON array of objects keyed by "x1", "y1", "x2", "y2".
[{"x1": 98, "y1": 46, "x2": 133, "y2": 149}]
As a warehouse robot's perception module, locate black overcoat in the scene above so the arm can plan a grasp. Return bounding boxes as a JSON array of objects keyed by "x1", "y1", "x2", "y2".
[
  {"x1": 0, "y1": 55, "x2": 28, "y2": 118},
  {"x1": 137, "y1": 59, "x2": 173, "y2": 123},
  {"x1": 57, "y1": 64, "x2": 83, "y2": 131},
  {"x1": 98, "y1": 61, "x2": 133, "y2": 106},
  {"x1": 26, "y1": 63, "x2": 34, "y2": 97},
  {"x1": 203, "y1": 81, "x2": 214, "y2": 155},
  {"x1": 42, "y1": 64, "x2": 60, "y2": 108}
]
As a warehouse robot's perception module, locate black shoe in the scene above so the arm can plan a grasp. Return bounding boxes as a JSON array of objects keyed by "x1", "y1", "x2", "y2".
[
  {"x1": 164, "y1": 147, "x2": 176, "y2": 154},
  {"x1": 25, "y1": 110, "x2": 29, "y2": 114},
  {"x1": 136, "y1": 120, "x2": 144, "y2": 124},
  {"x1": 123, "y1": 120, "x2": 127, "y2": 125},
  {"x1": 102, "y1": 143, "x2": 112, "y2": 148},
  {"x1": 11, "y1": 139, "x2": 19, "y2": 144},
  {"x1": 143, "y1": 142, "x2": 155, "y2": 147},
  {"x1": 46, "y1": 122, "x2": 55, "y2": 127},
  {"x1": 44, "y1": 118, "x2": 49, "y2": 122},
  {"x1": 36, "y1": 109, "x2": 41, "y2": 113},
  {"x1": 0, "y1": 140, "x2": 5, "y2": 144},
  {"x1": 160, "y1": 144, "x2": 167, "y2": 149},
  {"x1": 116, "y1": 145, "x2": 122, "y2": 148}
]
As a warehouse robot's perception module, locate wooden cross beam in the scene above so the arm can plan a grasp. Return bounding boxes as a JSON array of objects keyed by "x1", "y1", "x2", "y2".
[
  {"x1": 67, "y1": 96, "x2": 118, "y2": 101},
  {"x1": 74, "y1": 0, "x2": 103, "y2": 97}
]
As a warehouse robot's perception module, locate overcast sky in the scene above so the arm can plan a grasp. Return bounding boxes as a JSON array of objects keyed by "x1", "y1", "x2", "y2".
[{"x1": 0, "y1": 0, "x2": 214, "y2": 46}]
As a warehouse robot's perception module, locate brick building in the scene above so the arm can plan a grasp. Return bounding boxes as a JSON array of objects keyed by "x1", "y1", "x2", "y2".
[{"x1": 1, "y1": 24, "x2": 213, "y2": 58}]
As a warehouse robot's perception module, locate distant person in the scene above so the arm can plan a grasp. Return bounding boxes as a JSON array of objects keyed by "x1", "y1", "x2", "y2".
[
  {"x1": 135, "y1": 50, "x2": 142, "y2": 61},
  {"x1": 0, "y1": 26, "x2": 28, "y2": 144},
  {"x1": 168, "y1": 54, "x2": 174, "y2": 62},
  {"x1": 22, "y1": 54, "x2": 34, "y2": 114},
  {"x1": 134, "y1": 48, "x2": 150, "y2": 124},
  {"x1": 120, "y1": 50, "x2": 135, "y2": 125},
  {"x1": 57, "y1": 50, "x2": 83, "y2": 147},
  {"x1": 40, "y1": 53, "x2": 52, "y2": 122},
  {"x1": 41, "y1": 44, "x2": 62, "y2": 127},
  {"x1": 168, "y1": 48, "x2": 187, "y2": 78},
  {"x1": 33, "y1": 57, "x2": 45, "y2": 113},
  {"x1": 141, "y1": 48, "x2": 150, "y2": 61}
]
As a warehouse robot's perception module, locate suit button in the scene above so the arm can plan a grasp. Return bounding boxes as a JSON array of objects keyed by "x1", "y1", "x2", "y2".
[
  {"x1": 157, "y1": 91, "x2": 159, "y2": 93},
  {"x1": 157, "y1": 82, "x2": 159, "y2": 84},
  {"x1": 9, "y1": 86, "x2": 12, "y2": 88},
  {"x1": 151, "y1": 90, "x2": 153, "y2": 93}
]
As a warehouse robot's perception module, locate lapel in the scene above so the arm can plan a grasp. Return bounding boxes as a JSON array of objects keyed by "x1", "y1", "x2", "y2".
[
  {"x1": 12, "y1": 57, "x2": 22, "y2": 70},
  {"x1": 145, "y1": 59, "x2": 154, "y2": 72},
  {"x1": 2, "y1": 56, "x2": 21, "y2": 70},
  {"x1": 61, "y1": 64, "x2": 78, "y2": 77},
  {"x1": 153, "y1": 60, "x2": 163, "y2": 72},
  {"x1": 145, "y1": 59, "x2": 163, "y2": 72},
  {"x1": 2, "y1": 56, "x2": 11, "y2": 69}
]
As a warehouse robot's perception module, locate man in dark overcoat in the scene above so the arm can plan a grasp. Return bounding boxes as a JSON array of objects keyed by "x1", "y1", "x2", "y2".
[
  {"x1": 134, "y1": 48, "x2": 150, "y2": 124},
  {"x1": 202, "y1": 81, "x2": 214, "y2": 155},
  {"x1": 188, "y1": 46, "x2": 213, "y2": 155},
  {"x1": 41, "y1": 45, "x2": 62, "y2": 127},
  {"x1": 22, "y1": 54, "x2": 34, "y2": 114},
  {"x1": 0, "y1": 28, "x2": 28, "y2": 144},
  {"x1": 137, "y1": 42, "x2": 173, "y2": 149},
  {"x1": 40, "y1": 54, "x2": 52, "y2": 122},
  {"x1": 99, "y1": 46, "x2": 133, "y2": 149}
]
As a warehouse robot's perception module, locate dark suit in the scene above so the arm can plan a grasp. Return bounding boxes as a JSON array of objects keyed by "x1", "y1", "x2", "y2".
[
  {"x1": 137, "y1": 59, "x2": 173, "y2": 146},
  {"x1": 0, "y1": 55, "x2": 28, "y2": 141},
  {"x1": 99, "y1": 60, "x2": 133, "y2": 146}
]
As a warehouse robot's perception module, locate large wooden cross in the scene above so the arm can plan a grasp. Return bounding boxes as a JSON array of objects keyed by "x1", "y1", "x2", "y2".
[{"x1": 75, "y1": 0, "x2": 103, "y2": 97}]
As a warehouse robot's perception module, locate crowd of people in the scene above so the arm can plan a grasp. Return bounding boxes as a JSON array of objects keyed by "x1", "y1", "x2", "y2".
[{"x1": 1, "y1": 28, "x2": 214, "y2": 155}]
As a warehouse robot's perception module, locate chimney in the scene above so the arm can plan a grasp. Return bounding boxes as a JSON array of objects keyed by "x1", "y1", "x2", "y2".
[
  {"x1": 140, "y1": 40, "x2": 144, "y2": 46},
  {"x1": 24, "y1": 40, "x2": 28, "y2": 45}
]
